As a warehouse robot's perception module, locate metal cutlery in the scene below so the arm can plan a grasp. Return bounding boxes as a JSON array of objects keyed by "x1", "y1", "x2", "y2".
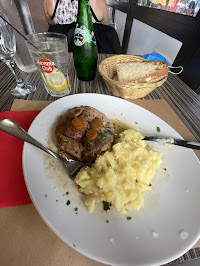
[
  {"x1": 0, "y1": 119, "x2": 84, "y2": 179},
  {"x1": 143, "y1": 136, "x2": 200, "y2": 150}
]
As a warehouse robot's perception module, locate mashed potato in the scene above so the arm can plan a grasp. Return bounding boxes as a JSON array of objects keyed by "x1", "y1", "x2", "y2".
[{"x1": 75, "y1": 129, "x2": 162, "y2": 214}]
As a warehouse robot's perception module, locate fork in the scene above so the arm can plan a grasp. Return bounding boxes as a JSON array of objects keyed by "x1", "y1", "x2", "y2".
[{"x1": 0, "y1": 119, "x2": 84, "y2": 179}]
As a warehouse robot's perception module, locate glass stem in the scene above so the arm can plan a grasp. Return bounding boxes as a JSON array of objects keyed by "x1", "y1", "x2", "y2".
[{"x1": 4, "y1": 59, "x2": 24, "y2": 86}]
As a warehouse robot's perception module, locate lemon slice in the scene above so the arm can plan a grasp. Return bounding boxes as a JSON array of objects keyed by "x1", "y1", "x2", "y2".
[{"x1": 43, "y1": 69, "x2": 69, "y2": 91}]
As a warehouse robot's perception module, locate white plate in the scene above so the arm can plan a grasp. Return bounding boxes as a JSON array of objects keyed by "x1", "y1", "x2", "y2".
[{"x1": 23, "y1": 93, "x2": 200, "y2": 266}]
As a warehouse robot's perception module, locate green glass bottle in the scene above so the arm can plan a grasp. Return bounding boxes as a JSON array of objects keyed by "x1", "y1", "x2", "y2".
[{"x1": 73, "y1": 0, "x2": 98, "y2": 81}]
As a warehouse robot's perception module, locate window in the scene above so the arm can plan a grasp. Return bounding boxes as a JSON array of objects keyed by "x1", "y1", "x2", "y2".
[{"x1": 137, "y1": 0, "x2": 200, "y2": 17}]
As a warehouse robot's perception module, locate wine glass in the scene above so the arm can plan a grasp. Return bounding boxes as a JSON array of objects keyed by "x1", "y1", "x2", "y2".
[{"x1": 0, "y1": 13, "x2": 36, "y2": 96}]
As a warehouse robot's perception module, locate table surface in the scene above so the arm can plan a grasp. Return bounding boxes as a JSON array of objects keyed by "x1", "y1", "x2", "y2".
[
  {"x1": 1, "y1": 54, "x2": 200, "y2": 142},
  {"x1": 0, "y1": 53, "x2": 200, "y2": 265}
]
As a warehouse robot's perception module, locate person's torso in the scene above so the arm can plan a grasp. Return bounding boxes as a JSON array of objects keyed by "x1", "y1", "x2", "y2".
[{"x1": 52, "y1": 0, "x2": 98, "y2": 24}]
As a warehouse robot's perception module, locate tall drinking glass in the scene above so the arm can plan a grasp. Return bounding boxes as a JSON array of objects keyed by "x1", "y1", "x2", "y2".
[
  {"x1": 26, "y1": 33, "x2": 71, "y2": 97},
  {"x1": 0, "y1": 13, "x2": 36, "y2": 96}
]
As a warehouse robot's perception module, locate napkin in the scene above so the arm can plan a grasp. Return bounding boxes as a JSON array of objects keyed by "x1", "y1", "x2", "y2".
[{"x1": 0, "y1": 110, "x2": 40, "y2": 208}]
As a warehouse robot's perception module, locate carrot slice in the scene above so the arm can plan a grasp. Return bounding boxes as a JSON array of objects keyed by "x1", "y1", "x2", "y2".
[
  {"x1": 71, "y1": 117, "x2": 85, "y2": 131},
  {"x1": 86, "y1": 128, "x2": 97, "y2": 140},
  {"x1": 91, "y1": 118, "x2": 103, "y2": 130}
]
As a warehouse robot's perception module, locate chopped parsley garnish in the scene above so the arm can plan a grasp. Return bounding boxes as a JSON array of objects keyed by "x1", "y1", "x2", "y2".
[
  {"x1": 97, "y1": 129, "x2": 113, "y2": 142},
  {"x1": 149, "y1": 184, "x2": 152, "y2": 186},
  {"x1": 106, "y1": 220, "x2": 109, "y2": 223},
  {"x1": 66, "y1": 192, "x2": 69, "y2": 195},
  {"x1": 62, "y1": 141, "x2": 69, "y2": 144},
  {"x1": 97, "y1": 130, "x2": 107, "y2": 141},
  {"x1": 100, "y1": 152, "x2": 105, "y2": 156},
  {"x1": 106, "y1": 129, "x2": 113, "y2": 135},
  {"x1": 66, "y1": 200, "x2": 70, "y2": 205},
  {"x1": 103, "y1": 201, "x2": 112, "y2": 212},
  {"x1": 75, "y1": 151, "x2": 78, "y2": 154},
  {"x1": 127, "y1": 216, "x2": 132, "y2": 220},
  {"x1": 87, "y1": 143, "x2": 90, "y2": 148},
  {"x1": 135, "y1": 179, "x2": 138, "y2": 182},
  {"x1": 156, "y1": 126, "x2": 161, "y2": 133},
  {"x1": 74, "y1": 207, "x2": 78, "y2": 211},
  {"x1": 163, "y1": 168, "x2": 167, "y2": 171}
]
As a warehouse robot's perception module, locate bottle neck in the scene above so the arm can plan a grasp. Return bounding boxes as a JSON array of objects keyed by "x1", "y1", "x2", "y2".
[
  {"x1": 78, "y1": 0, "x2": 89, "y2": 3},
  {"x1": 78, "y1": 0, "x2": 90, "y2": 9},
  {"x1": 77, "y1": 0, "x2": 92, "y2": 26}
]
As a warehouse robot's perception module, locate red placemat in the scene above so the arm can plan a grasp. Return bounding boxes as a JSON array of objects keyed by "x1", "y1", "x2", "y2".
[{"x1": 0, "y1": 110, "x2": 40, "y2": 208}]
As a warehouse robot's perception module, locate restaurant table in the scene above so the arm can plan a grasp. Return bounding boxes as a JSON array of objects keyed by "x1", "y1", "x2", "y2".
[{"x1": 0, "y1": 53, "x2": 200, "y2": 266}]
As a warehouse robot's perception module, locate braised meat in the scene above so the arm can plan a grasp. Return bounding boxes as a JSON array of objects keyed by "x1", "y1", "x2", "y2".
[{"x1": 55, "y1": 106, "x2": 115, "y2": 162}]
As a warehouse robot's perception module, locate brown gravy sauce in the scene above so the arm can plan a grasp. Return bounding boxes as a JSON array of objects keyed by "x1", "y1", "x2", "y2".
[{"x1": 112, "y1": 119, "x2": 130, "y2": 136}]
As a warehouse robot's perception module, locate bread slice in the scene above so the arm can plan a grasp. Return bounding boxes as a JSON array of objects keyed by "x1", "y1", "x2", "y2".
[{"x1": 117, "y1": 61, "x2": 168, "y2": 83}]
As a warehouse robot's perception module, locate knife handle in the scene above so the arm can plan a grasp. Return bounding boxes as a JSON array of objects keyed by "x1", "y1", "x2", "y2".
[{"x1": 176, "y1": 140, "x2": 200, "y2": 150}]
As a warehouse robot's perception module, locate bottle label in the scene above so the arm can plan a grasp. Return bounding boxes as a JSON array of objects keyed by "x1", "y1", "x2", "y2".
[
  {"x1": 74, "y1": 23, "x2": 96, "y2": 46},
  {"x1": 39, "y1": 58, "x2": 54, "y2": 73}
]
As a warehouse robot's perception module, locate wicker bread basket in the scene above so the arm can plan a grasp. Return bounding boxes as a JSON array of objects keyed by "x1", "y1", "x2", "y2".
[{"x1": 98, "y1": 55, "x2": 168, "y2": 99}]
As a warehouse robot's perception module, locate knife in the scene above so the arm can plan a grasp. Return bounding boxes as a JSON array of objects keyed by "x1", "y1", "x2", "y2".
[{"x1": 143, "y1": 136, "x2": 200, "y2": 150}]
